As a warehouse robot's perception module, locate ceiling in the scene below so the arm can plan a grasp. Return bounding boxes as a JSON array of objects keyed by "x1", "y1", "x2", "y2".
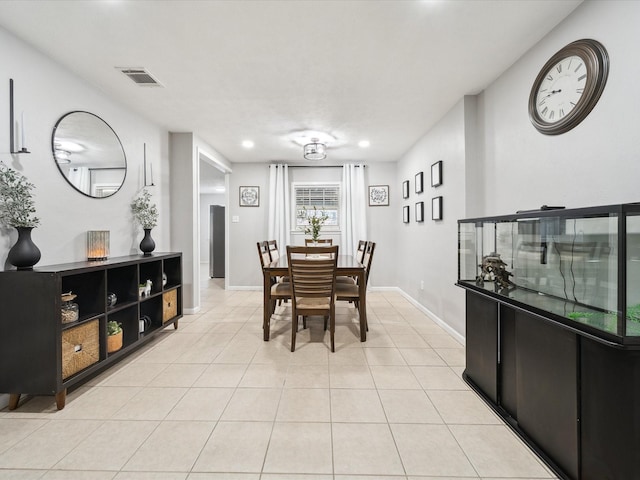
[{"x1": 0, "y1": 0, "x2": 582, "y2": 165}]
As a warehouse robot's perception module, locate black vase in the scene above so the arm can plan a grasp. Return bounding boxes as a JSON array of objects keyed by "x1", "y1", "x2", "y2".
[
  {"x1": 140, "y1": 228, "x2": 156, "y2": 256},
  {"x1": 8, "y1": 226, "x2": 41, "y2": 270}
]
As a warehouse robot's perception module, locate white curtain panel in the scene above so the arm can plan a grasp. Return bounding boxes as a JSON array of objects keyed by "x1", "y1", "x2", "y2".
[
  {"x1": 268, "y1": 164, "x2": 291, "y2": 249},
  {"x1": 341, "y1": 163, "x2": 367, "y2": 256}
]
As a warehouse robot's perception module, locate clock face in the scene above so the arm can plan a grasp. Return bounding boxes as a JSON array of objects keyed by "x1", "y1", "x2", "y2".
[
  {"x1": 528, "y1": 39, "x2": 609, "y2": 135},
  {"x1": 535, "y1": 55, "x2": 587, "y2": 124}
]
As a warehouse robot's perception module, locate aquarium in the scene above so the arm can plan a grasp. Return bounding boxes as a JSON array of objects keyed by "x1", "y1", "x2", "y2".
[{"x1": 458, "y1": 203, "x2": 640, "y2": 342}]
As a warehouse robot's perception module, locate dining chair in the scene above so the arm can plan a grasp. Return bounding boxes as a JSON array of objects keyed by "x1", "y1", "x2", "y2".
[
  {"x1": 287, "y1": 245, "x2": 339, "y2": 352},
  {"x1": 304, "y1": 238, "x2": 333, "y2": 246},
  {"x1": 336, "y1": 241, "x2": 375, "y2": 331},
  {"x1": 336, "y1": 240, "x2": 368, "y2": 285},
  {"x1": 258, "y1": 241, "x2": 291, "y2": 318}
]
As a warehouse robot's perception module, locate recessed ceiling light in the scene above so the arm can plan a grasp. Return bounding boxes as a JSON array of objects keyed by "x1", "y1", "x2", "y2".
[
  {"x1": 358, "y1": 140, "x2": 370, "y2": 148},
  {"x1": 242, "y1": 140, "x2": 254, "y2": 148}
]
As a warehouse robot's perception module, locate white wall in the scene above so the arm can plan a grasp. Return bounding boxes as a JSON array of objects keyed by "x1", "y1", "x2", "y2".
[{"x1": 0, "y1": 27, "x2": 171, "y2": 267}]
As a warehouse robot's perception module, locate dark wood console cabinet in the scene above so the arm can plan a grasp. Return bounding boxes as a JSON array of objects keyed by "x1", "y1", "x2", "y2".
[{"x1": 0, "y1": 253, "x2": 182, "y2": 410}]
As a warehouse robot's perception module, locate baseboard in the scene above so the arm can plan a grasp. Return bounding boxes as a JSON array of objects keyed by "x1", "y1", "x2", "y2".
[
  {"x1": 184, "y1": 306, "x2": 201, "y2": 315},
  {"x1": 386, "y1": 287, "x2": 466, "y2": 346}
]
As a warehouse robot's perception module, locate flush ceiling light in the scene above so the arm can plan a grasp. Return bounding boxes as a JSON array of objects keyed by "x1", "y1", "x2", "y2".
[
  {"x1": 242, "y1": 140, "x2": 254, "y2": 148},
  {"x1": 303, "y1": 138, "x2": 327, "y2": 161},
  {"x1": 55, "y1": 150, "x2": 71, "y2": 164}
]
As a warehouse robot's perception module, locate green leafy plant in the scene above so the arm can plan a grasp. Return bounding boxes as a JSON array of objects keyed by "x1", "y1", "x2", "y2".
[
  {"x1": 301, "y1": 206, "x2": 329, "y2": 242},
  {"x1": 107, "y1": 320, "x2": 122, "y2": 336},
  {"x1": 131, "y1": 189, "x2": 158, "y2": 229},
  {"x1": 567, "y1": 311, "x2": 595, "y2": 321},
  {"x1": 0, "y1": 164, "x2": 40, "y2": 228},
  {"x1": 627, "y1": 304, "x2": 640, "y2": 323}
]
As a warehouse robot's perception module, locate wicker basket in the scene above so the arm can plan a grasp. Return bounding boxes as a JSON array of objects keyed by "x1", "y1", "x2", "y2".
[
  {"x1": 61, "y1": 320, "x2": 99, "y2": 380},
  {"x1": 163, "y1": 289, "x2": 178, "y2": 323},
  {"x1": 107, "y1": 331, "x2": 123, "y2": 353}
]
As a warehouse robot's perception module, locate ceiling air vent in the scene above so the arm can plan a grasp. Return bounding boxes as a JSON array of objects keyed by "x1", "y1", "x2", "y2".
[{"x1": 117, "y1": 68, "x2": 163, "y2": 87}]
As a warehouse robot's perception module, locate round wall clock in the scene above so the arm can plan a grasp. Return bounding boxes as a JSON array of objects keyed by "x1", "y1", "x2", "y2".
[{"x1": 528, "y1": 38, "x2": 609, "y2": 135}]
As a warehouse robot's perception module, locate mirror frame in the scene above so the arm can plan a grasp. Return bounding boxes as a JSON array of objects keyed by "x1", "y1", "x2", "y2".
[{"x1": 51, "y1": 111, "x2": 127, "y2": 199}]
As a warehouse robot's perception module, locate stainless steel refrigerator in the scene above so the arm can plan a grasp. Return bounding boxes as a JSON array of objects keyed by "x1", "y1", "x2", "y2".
[{"x1": 209, "y1": 205, "x2": 225, "y2": 278}]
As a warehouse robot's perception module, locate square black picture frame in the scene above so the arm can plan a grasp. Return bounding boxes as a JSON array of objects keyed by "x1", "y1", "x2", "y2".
[
  {"x1": 432, "y1": 196, "x2": 443, "y2": 220},
  {"x1": 402, "y1": 180, "x2": 410, "y2": 199},
  {"x1": 415, "y1": 201, "x2": 424, "y2": 222},
  {"x1": 415, "y1": 172, "x2": 424, "y2": 194},
  {"x1": 431, "y1": 160, "x2": 443, "y2": 187},
  {"x1": 403, "y1": 205, "x2": 410, "y2": 223}
]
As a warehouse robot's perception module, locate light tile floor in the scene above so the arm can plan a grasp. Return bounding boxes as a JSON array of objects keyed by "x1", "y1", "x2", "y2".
[{"x1": 0, "y1": 277, "x2": 558, "y2": 479}]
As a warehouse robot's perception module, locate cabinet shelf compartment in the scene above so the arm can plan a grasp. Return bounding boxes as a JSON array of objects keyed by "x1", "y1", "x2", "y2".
[
  {"x1": 61, "y1": 270, "x2": 106, "y2": 323},
  {"x1": 140, "y1": 295, "x2": 163, "y2": 335},
  {"x1": 107, "y1": 265, "x2": 138, "y2": 306},
  {"x1": 106, "y1": 306, "x2": 138, "y2": 353},
  {"x1": 163, "y1": 256, "x2": 182, "y2": 290},
  {"x1": 139, "y1": 259, "x2": 162, "y2": 297}
]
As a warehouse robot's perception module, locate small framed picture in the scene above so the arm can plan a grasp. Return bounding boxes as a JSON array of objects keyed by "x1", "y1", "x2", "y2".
[
  {"x1": 415, "y1": 172, "x2": 424, "y2": 194},
  {"x1": 431, "y1": 160, "x2": 443, "y2": 187},
  {"x1": 402, "y1": 180, "x2": 410, "y2": 199},
  {"x1": 432, "y1": 196, "x2": 443, "y2": 220},
  {"x1": 403, "y1": 205, "x2": 410, "y2": 223},
  {"x1": 239, "y1": 186, "x2": 259, "y2": 207},
  {"x1": 368, "y1": 185, "x2": 389, "y2": 206},
  {"x1": 415, "y1": 202, "x2": 424, "y2": 222}
]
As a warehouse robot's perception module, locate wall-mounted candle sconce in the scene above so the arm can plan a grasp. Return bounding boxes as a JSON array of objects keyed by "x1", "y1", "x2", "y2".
[
  {"x1": 87, "y1": 230, "x2": 110, "y2": 261},
  {"x1": 143, "y1": 143, "x2": 155, "y2": 187},
  {"x1": 9, "y1": 79, "x2": 30, "y2": 155}
]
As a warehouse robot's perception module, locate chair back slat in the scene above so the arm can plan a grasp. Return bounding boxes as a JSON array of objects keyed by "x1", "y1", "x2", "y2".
[
  {"x1": 267, "y1": 239, "x2": 280, "y2": 262},
  {"x1": 287, "y1": 246, "x2": 338, "y2": 300},
  {"x1": 363, "y1": 242, "x2": 376, "y2": 284},
  {"x1": 356, "y1": 240, "x2": 367, "y2": 263},
  {"x1": 257, "y1": 241, "x2": 271, "y2": 268}
]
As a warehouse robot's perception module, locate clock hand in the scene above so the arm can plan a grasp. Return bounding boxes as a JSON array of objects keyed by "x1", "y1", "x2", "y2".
[{"x1": 543, "y1": 89, "x2": 562, "y2": 99}]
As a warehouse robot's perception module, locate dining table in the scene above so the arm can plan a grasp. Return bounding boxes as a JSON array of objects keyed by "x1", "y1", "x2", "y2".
[{"x1": 262, "y1": 254, "x2": 368, "y2": 342}]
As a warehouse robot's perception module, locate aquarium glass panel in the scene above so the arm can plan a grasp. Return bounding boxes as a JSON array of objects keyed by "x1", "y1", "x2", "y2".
[{"x1": 627, "y1": 214, "x2": 640, "y2": 336}]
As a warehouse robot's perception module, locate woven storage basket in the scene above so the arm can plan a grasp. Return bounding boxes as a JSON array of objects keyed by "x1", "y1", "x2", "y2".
[
  {"x1": 163, "y1": 289, "x2": 178, "y2": 323},
  {"x1": 61, "y1": 320, "x2": 99, "y2": 380}
]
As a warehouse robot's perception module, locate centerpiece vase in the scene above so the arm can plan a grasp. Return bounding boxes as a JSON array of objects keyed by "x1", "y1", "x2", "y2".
[
  {"x1": 8, "y1": 226, "x2": 41, "y2": 270},
  {"x1": 140, "y1": 228, "x2": 156, "y2": 256}
]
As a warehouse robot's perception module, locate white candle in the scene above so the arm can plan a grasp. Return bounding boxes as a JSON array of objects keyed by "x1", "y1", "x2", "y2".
[{"x1": 21, "y1": 111, "x2": 26, "y2": 148}]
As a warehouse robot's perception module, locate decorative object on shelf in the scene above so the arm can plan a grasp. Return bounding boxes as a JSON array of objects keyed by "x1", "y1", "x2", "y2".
[
  {"x1": 139, "y1": 315, "x2": 151, "y2": 334},
  {"x1": 131, "y1": 188, "x2": 158, "y2": 255},
  {"x1": 143, "y1": 143, "x2": 155, "y2": 187},
  {"x1": 301, "y1": 206, "x2": 328, "y2": 243},
  {"x1": 402, "y1": 180, "x2": 409, "y2": 199},
  {"x1": 239, "y1": 185, "x2": 259, "y2": 207},
  {"x1": 432, "y1": 196, "x2": 443, "y2": 221},
  {"x1": 87, "y1": 230, "x2": 110, "y2": 261},
  {"x1": 403, "y1": 205, "x2": 410, "y2": 224},
  {"x1": 415, "y1": 202, "x2": 424, "y2": 222},
  {"x1": 61, "y1": 292, "x2": 79, "y2": 324},
  {"x1": 529, "y1": 38, "x2": 609, "y2": 135},
  {"x1": 52, "y1": 111, "x2": 127, "y2": 198},
  {"x1": 431, "y1": 160, "x2": 443, "y2": 187},
  {"x1": 139, "y1": 279, "x2": 152, "y2": 298},
  {"x1": 368, "y1": 185, "x2": 389, "y2": 206},
  {"x1": 0, "y1": 163, "x2": 41, "y2": 270},
  {"x1": 415, "y1": 172, "x2": 424, "y2": 194},
  {"x1": 9, "y1": 79, "x2": 30, "y2": 154},
  {"x1": 106, "y1": 320, "x2": 123, "y2": 353},
  {"x1": 477, "y1": 252, "x2": 515, "y2": 292},
  {"x1": 303, "y1": 138, "x2": 327, "y2": 161},
  {"x1": 162, "y1": 272, "x2": 167, "y2": 287},
  {"x1": 106, "y1": 292, "x2": 117, "y2": 307}
]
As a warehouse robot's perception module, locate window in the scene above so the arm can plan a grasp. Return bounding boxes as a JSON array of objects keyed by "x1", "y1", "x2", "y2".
[{"x1": 293, "y1": 183, "x2": 340, "y2": 230}]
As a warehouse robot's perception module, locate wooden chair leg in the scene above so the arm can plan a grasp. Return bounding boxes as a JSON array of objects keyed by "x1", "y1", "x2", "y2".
[
  {"x1": 302, "y1": 316, "x2": 307, "y2": 329},
  {"x1": 330, "y1": 314, "x2": 335, "y2": 352},
  {"x1": 291, "y1": 315, "x2": 297, "y2": 352},
  {"x1": 323, "y1": 316, "x2": 328, "y2": 330},
  {"x1": 8, "y1": 393, "x2": 20, "y2": 410}
]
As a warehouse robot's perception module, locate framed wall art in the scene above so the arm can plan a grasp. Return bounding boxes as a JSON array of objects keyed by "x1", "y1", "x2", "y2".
[
  {"x1": 239, "y1": 186, "x2": 259, "y2": 207},
  {"x1": 415, "y1": 172, "x2": 424, "y2": 194},
  {"x1": 415, "y1": 201, "x2": 424, "y2": 222},
  {"x1": 431, "y1": 160, "x2": 443, "y2": 187},
  {"x1": 403, "y1": 205, "x2": 410, "y2": 223},
  {"x1": 402, "y1": 180, "x2": 410, "y2": 199},
  {"x1": 432, "y1": 196, "x2": 443, "y2": 220},
  {"x1": 368, "y1": 185, "x2": 389, "y2": 206}
]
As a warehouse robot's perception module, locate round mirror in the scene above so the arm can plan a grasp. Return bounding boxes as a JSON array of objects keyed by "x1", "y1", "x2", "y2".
[{"x1": 52, "y1": 111, "x2": 127, "y2": 198}]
